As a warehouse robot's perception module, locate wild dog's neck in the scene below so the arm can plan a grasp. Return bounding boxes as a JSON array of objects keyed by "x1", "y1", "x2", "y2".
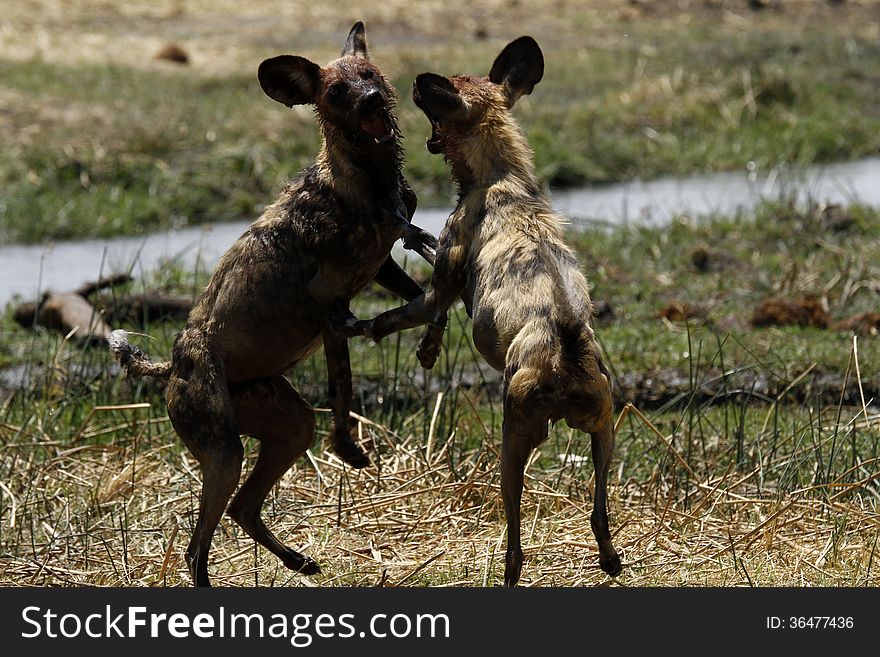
[
  {"x1": 453, "y1": 111, "x2": 541, "y2": 198},
  {"x1": 316, "y1": 123, "x2": 403, "y2": 201}
]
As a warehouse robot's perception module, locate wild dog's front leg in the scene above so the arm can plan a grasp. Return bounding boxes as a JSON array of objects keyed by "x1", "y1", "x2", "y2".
[
  {"x1": 385, "y1": 194, "x2": 438, "y2": 265},
  {"x1": 308, "y1": 267, "x2": 362, "y2": 337},
  {"x1": 359, "y1": 284, "x2": 453, "y2": 351},
  {"x1": 359, "y1": 224, "x2": 467, "y2": 366},
  {"x1": 400, "y1": 176, "x2": 417, "y2": 221},
  {"x1": 322, "y1": 331, "x2": 369, "y2": 468},
  {"x1": 362, "y1": 292, "x2": 434, "y2": 342},
  {"x1": 373, "y1": 256, "x2": 425, "y2": 302}
]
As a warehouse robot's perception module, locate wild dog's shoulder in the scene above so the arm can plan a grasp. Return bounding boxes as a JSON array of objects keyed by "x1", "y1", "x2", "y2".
[
  {"x1": 479, "y1": 187, "x2": 565, "y2": 244},
  {"x1": 251, "y1": 166, "x2": 341, "y2": 237},
  {"x1": 444, "y1": 190, "x2": 489, "y2": 243}
]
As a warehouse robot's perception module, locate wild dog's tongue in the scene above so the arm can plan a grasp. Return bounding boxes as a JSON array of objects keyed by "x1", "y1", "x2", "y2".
[{"x1": 361, "y1": 111, "x2": 393, "y2": 142}]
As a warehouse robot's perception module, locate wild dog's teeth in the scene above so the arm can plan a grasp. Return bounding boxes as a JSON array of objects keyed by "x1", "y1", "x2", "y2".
[{"x1": 373, "y1": 130, "x2": 395, "y2": 144}]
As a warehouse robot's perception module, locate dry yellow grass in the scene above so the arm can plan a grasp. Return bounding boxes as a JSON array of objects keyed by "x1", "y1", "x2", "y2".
[{"x1": 1, "y1": 401, "x2": 877, "y2": 587}]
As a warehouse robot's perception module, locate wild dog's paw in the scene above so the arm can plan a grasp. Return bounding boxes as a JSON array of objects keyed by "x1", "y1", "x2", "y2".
[
  {"x1": 281, "y1": 551, "x2": 322, "y2": 576},
  {"x1": 351, "y1": 319, "x2": 377, "y2": 342},
  {"x1": 402, "y1": 224, "x2": 438, "y2": 262},
  {"x1": 294, "y1": 556, "x2": 322, "y2": 576},
  {"x1": 599, "y1": 551, "x2": 622, "y2": 577},
  {"x1": 325, "y1": 305, "x2": 363, "y2": 338},
  {"x1": 337, "y1": 316, "x2": 366, "y2": 338},
  {"x1": 416, "y1": 339, "x2": 440, "y2": 369},
  {"x1": 353, "y1": 319, "x2": 392, "y2": 344},
  {"x1": 416, "y1": 325, "x2": 444, "y2": 369},
  {"x1": 402, "y1": 224, "x2": 438, "y2": 251},
  {"x1": 332, "y1": 430, "x2": 372, "y2": 469}
]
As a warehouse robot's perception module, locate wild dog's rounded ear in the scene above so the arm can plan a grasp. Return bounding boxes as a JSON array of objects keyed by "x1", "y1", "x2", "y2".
[
  {"x1": 342, "y1": 21, "x2": 369, "y2": 59},
  {"x1": 258, "y1": 55, "x2": 322, "y2": 107},
  {"x1": 488, "y1": 36, "x2": 544, "y2": 107},
  {"x1": 414, "y1": 73, "x2": 467, "y2": 120}
]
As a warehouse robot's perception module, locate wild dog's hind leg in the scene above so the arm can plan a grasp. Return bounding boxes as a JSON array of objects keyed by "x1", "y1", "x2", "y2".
[
  {"x1": 181, "y1": 432, "x2": 243, "y2": 587},
  {"x1": 567, "y1": 375, "x2": 622, "y2": 577},
  {"x1": 589, "y1": 413, "x2": 622, "y2": 576},
  {"x1": 227, "y1": 376, "x2": 321, "y2": 575},
  {"x1": 165, "y1": 342, "x2": 244, "y2": 587},
  {"x1": 500, "y1": 367, "x2": 549, "y2": 587}
]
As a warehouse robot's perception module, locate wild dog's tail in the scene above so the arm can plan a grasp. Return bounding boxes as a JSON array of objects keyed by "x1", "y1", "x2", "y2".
[{"x1": 108, "y1": 329, "x2": 172, "y2": 379}]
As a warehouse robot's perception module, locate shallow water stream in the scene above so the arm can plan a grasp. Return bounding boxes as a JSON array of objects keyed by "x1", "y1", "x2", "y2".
[{"x1": 2, "y1": 157, "x2": 878, "y2": 305}]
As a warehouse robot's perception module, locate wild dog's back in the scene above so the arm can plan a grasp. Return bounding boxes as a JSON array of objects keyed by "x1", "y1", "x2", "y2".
[{"x1": 462, "y1": 185, "x2": 597, "y2": 376}]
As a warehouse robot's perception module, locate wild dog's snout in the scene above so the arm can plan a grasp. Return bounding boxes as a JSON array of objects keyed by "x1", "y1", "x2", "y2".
[
  {"x1": 359, "y1": 88, "x2": 384, "y2": 115},
  {"x1": 357, "y1": 87, "x2": 394, "y2": 143},
  {"x1": 412, "y1": 73, "x2": 463, "y2": 120}
]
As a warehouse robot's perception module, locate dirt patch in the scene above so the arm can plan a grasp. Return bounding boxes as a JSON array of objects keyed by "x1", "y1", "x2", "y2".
[
  {"x1": 751, "y1": 296, "x2": 830, "y2": 329},
  {"x1": 659, "y1": 301, "x2": 706, "y2": 322},
  {"x1": 833, "y1": 311, "x2": 880, "y2": 336},
  {"x1": 154, "y1": 43, "x2": 189, "y2": 65}
]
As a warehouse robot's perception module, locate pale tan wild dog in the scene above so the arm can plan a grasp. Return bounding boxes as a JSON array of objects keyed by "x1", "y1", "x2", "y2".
[
  {"x1": 109, "y1": 22, "x2": 436, "y2": 586},
  {"x1": 357, "y1": 37, "x2": 622, "y2": 586}
]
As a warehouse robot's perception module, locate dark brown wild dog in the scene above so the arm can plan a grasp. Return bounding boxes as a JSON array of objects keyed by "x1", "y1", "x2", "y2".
[
  {"x1": 109, "y1": 22, "x2": 436, "y2": 587},
  {"x1": 357, "y1": 37, "x2": 621, "y2": 586}
]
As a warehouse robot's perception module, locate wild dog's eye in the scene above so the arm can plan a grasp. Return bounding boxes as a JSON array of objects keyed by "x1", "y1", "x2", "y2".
[
  {"x1": 328, "y1": 82, "x2": 346, "y2": 98},
  {"x1": 361, "y1": 69, "x2": 375, "y2": 80}
]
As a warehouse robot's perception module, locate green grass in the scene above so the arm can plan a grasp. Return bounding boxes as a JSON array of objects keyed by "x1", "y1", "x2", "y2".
[{"x1": 3, "y1": 9, "x2": 880, "y2": 244}]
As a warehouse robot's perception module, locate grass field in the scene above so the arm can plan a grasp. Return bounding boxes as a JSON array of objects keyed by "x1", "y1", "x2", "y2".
[
  {"x1": 2, "y1": 0, "x2": 880, "y2": 242},
  {"x1": 2, "y1": 197, "x2": 879, "y2": 586},
  {"x1": 1, "y1": 0, "x2": 879, "y2": 587}
]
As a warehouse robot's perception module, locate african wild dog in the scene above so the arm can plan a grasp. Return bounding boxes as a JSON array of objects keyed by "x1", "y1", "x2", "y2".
[
  {"x1": 109, "y1": 22, "x2": 436, "y2": 587},
  {"x1": 357, "y1": 37, "x2": 622, "y2": 585}
]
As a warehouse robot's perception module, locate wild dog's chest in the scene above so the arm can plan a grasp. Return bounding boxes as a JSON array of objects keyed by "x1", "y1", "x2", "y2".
[
  {"x1": 295, "y1": 193, "x2": 405, "y2": 294},
  {"x1": 343, "y1": 206, "x2": 403, "y2": 257},
  {"x1": 332, "y1": 201, "x2": 402, "y2": 269}
]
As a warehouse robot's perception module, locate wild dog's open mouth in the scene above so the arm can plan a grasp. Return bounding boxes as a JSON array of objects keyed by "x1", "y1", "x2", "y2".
[
  {"x1": 413, "y1": 86, "x2": 444, "y2": 154},
  {"x1": 425, "y1": 117, "x2": 443, "y2": 154},
  {"x1": 360, "y1": 109, "x2": 395, "y2": 144},
  {"x1": 416, "y1": 104, "x2": 443, "y2": 154}
]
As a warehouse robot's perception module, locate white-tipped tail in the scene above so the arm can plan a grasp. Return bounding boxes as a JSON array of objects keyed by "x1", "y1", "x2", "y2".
[
  {"x1": 107, "y1": 329, "x2": 172, "y2": 379},
  {"x1": 107, "y1": 329, "x2": 130, "y2": 355}
]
